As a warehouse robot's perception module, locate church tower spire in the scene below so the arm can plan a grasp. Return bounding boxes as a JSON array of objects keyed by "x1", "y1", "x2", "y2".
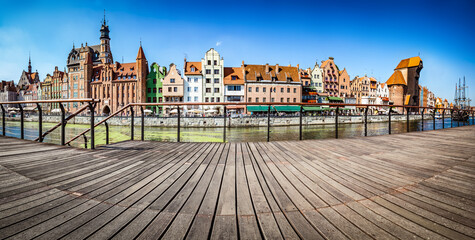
[
  {"x1": 28, "y1": 52, "x2": 32, "y2": 74},
  {"x1": 99, "y1": 10, "x2": 112, "y2": 64}
]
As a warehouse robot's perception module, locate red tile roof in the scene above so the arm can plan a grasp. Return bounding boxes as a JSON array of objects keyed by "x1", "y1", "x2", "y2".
[
  {"x1": 386, "y1": 70, "x2": 406, "y2": 86},
  {"x1": 244, "y1": 64, "x2": 300, "y2": 83},
  {"x1": 184, "y1": 61, "x2": 202, "y2": 75},
  {"x1": 395, "y1": 56, "x2": 422, "y2": 69},
  {"x1": 224, "y1": 67, "x2": 244, "y2": 85}
]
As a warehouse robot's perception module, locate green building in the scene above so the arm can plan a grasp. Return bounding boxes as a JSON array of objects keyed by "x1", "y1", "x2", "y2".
[{"x1": 146, "y1": 62, "x2": 167, "y2": 114}]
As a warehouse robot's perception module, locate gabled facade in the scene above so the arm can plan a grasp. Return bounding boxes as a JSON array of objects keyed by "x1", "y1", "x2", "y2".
[
  {"x1": 18, "y1": 56, "x2": 39, "y2": 90},
  {"x1": 201, "y1": 48, "x2": 224, "y2": 104},
  {"x1": 338, "y1": 68, "x2": 351, "y2": 98},
  {"x1": 310, "y1": 63, "x2": 324, "y2": 93},
  {"x1": 224, "y1": 66, "x2": 245, "y2": 113},
  {"x1": 162, "y1": 63, "x2": 184, "y2": 113},
  {"x1": 350, "y1": 76, "x2": 370, "y2": 104},
  {"x1": 320, "y1": 57, "x2": 340, "y2": 97},
  {"x1": 146, "y1": 62, "x2": 167, "y2": 114},
  {"x1": 183, "y1": 60, "x2": 203, "y2": 111},
  {"x1": 0, "y1": 81, "x2": 17, "y2": 107}
]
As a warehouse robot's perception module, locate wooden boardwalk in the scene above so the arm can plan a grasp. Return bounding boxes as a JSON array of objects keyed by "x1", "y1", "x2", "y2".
[{"x1": 0, "y1": 126, "x2": 474, "y2": 239}]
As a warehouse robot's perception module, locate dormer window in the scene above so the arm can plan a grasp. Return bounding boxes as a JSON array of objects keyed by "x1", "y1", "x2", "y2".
[
  {"x1": 256, "y1": 76, "x2": 263, "y2": 81},
  {"x1": 272, "y1": 77, "x2": 277, "y2": 81},
  {"x1": 287, "y1": 77, "x2": 292, "y2": 82},
  {"x1": 232, "y1": 76, "x2": 237, "y2": 80},
  {"x1": 191, "y1": 67, "x2": 195, "y2": 72}
]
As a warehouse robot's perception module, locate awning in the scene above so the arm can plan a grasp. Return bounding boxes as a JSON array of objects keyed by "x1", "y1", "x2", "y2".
[
  {"x1": 328, "y1": 97, "x2": 343, "y2": 102},
  {"x1": 247, "y1": 106, "x2": 270, "y2": 112},
  {"x1": 303, "y1": 106, "x2": 322, "y2": 111},
  {"x1": 274, "y1": 106, "x2": 300, "y2": 112}
]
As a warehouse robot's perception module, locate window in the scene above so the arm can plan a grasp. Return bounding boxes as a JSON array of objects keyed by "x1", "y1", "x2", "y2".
[
  {"x1": 191, "y1": 67, "x2": 195, "y2": 72},
  {"x1": 73, "y1": 83, "x2": 78, "y2": 90},
  {"x1": 248, "y1": 97, "x2": 252, "y2": 102},
  {"x1": 208, "y1": 60, "x2": 211, "y2": 65},
  {"x1": 263, "y1": 97, "x2": 266, "y2": 102},
  {"x1": 153, "y1": 97, "x2": 157, "y2": 102},
  {"x1": 263, "y1": 87, "x2": 266, "y2": 92},
  {"x1": 194, "y1": 78, "x2": 198, "y2": 83},
  {"x1": 187, "y1": 97, "x2": 191, "y2": 101},
  {"x1": 73, "y1": 92, "x2": 78, "y2": 98},
  {"x1": 174, "y1": 87, "x2": 177, "y2": 92},
  {"x1": 211, "y1": 97, "x2": 214, "y2": 102},
  {"x1": 287, "y1": 88, "x2": 290, "y2": 93},
  {"x1": 271, "y1": 98, "x2": 275, "y2": 102},
  {"x1": 188, "y1": 77, "x2": 191, "y2": 82},
  {"x1": 256, "y1": 87, "x2": 259, "y2": 92},
  {"x1": 187, "y1": 87, "x2": 191, "y2": 92},
  {"x1": 206, "y1": 88, "x2": 211, "y2": 93},
  {"x1": 214, "y1": 88, "x2": 219, "y2": 93},
  {"x1": 214, "y1": 69, "x2": 219, "y2": 74},
  {"x1": 168, "y1": 87, "x2": 172, "y2": 92},
  {"x1": 194, "y1": 87, "x2": 198, "y2": 92},
  {"x1": 214, "y1": 78, "x2": 219, "y2": 83},
  {"x1": 206, "y1": 69, "x2": 211, "y2": 74},
  {"x1": 205, "y1": 97, "x2": 209, "y2": 102},
  {"x1": 134, "y1": 75, "x2": 137, "y2": 79},
  {"x1": 206, "y1": 78, "x2": 211, "y2": 83},
  {"x1": 147, "y1": 97, "x2": 151, "y2": 102},
  {"x1": 232, "y1": 76, "x2": 237, "y2": 80},
  {"x1": 170, "y1": 78, "x2": 175, "y2": 83},
  {"x1": 281, "y1": 88, "x2": 284, "y2": 93},
  {"x1": 216, "y1": 97, "x2": 220, "y2": 102},
  {"x1": 280, "y1": 97, "x2": 284, "y2": 102},
  {"x1": 287, "y1": 98, "x2": 290, "y2": 102},
  {"x1": 293, "y1": 88, "x2": 296, "y2": 93},
  {"x1": 194, "y1": 96, "x2": 198, "y2": 101},
  {"x1": 293, "y1": 98, "x2": 296, "y2": 102},
  {"x1": 214, "y1": 60, "x2": 217, "y2": 65},
  {"x1": 248, "y1": 87, "x2": 252, "y2": 92},
  {"x1": 255, "y1": 97, "x2": 259, "y2": 102},
  {"x1": 153, "y1": 88, "x2": 157, "y2": 93}
]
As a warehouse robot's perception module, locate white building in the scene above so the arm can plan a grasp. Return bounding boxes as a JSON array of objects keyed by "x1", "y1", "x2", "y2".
[
  {"x1": 223, "y1": 66, "x2": 245, "y2": 114},
  {"x1": 311, "y1": 62, "x2": 324, "y2": 93},
  {"x1": 201, "y1": 48, "x2": 224, "y2": 107},
  {"x1": 183, "y1": 60, "x2": 203, "y2": 112}
]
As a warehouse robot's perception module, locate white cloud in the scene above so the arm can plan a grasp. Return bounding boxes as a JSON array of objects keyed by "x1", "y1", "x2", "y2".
[{"x1": 216, "y1": 41, "x2": 222, "y2": 46}]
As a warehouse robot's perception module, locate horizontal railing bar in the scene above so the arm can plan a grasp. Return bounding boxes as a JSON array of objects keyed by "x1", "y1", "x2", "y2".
[
  {"x1": 0, "y1": 99, "x2": 100, "y2": 104},
  {"x1": 33, "y1": 105, "x2": 89, "y2": 141}
]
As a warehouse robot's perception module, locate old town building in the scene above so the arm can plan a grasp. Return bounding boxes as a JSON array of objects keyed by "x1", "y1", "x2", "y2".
[
  {"x1": 223, "y1": 66, "x2": 245, "y2": 114},
  {"x1": 320, "y1": 57, "x2": 340, "y2": 97},
  {"x1": 146, "y1": 62, "x2": 167, "y2": 114},
  {"x1": 51, "y1": 67, "x2": 66, "y2": 110},
  {"x1": 310, "y1": 62, "x2": 324, "y2": 93},
  {"x1": 90, "y1": 45, "x2": 148, "y2": 115},
  {"x1": 244, "y1": 62, "x2": 301, "y2": 111},
  {"x1": 386, "y1": 56, "x2": 423, "y2": 112},
  {"x1": 301, "y1": 68, "x2": 318, "y2": 103},
  {"x1": 41, "y1": 74, "x2": 53, "y2": 111},
  {"x1": 0, "y1": 81, "x2": 17, "y2": 107},
  {"x1": 350, "y1": 76, "x2": 370, "y2": 104},
  {"x1": 183, "y1": 59, "x2": 203, "y2": 112},
  {"x1": 162, "y1": 63, "x2": 184, "y2": 114},
  {"x1": 338, "y1": 68, "x2": 351, "y2": 98},
  {"x1": 18, "y1": 55, "x2": 40, "y2": 90},
  {"x1": 201, "y1": 49, "x2": 224, "y2": 104}
]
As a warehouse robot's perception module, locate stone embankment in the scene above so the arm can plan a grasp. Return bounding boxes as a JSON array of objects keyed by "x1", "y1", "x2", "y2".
[{"x1": 7, "y1": 114, "x2": 434, "y2": 128}]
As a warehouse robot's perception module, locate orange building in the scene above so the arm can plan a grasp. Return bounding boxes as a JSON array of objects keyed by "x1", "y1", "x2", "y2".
[
  {"x1": 244, "y1": 63, "x2": 301, "y2": 106},
  {"x1": 338, "y1": 68, "x2": 351, "y2": 98}
]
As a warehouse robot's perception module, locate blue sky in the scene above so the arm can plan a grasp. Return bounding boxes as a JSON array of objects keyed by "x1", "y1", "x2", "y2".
[{"x1": 1, "y1": 0, "x2": 474, "y2": 102}]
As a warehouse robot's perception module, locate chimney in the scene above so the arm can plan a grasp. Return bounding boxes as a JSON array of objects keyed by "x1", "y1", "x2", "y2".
[
  {"x1": 329, "y1": 57, "x2": 334, "y2": 60},
  {"x1": 297, "y1": 64, "x2": 299, "y2": 69},
  {"x1": 265, "y1": 63, "x2": 269, "y2": 73},
  {"x1": 275, "y1": 64, "x2": 279, "y2": 74},
  {"x1": 242, "y1": 60, "x2": 244, "y2": 66}
]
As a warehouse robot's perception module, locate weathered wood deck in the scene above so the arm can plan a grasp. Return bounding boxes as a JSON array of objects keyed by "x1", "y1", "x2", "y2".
[{"x1": 0, "y1": 126, "x2": 474, "y2": 239}]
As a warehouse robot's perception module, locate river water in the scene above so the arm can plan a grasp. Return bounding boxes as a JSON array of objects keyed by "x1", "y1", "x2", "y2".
[{"x1": 2, "y1": 116, "x2": 472, "y2": 148}]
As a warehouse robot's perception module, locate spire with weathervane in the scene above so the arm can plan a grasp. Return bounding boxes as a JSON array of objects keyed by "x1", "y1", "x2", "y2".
[
  {"x1": 28, "y1": 52, "x2": 32, "y2": 74},
  {"x1": 99, "y1": 9, "x2": 112, "y2": 64}
]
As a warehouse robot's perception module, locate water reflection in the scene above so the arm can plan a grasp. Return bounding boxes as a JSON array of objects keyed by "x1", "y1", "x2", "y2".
[{"x1": 2, "y1": 116, "x2": 473, "y2": 148}]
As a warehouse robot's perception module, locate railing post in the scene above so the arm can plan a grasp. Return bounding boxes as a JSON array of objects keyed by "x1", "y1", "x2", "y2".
[
  {"x1": 36, "y1": 103, "x2": 42, "y2": 142},
  {"x1": 364, "y1": 106, "x2": 368, "y2": 136},
  {"x1": 421, "y1": 108, "x2": 424, "y2": 131},
  {"x1": 141, "y1": 106, "x2": 145, "y2": 141},
  {"x1": 18, "y1": 104, "x2": 24, "y2": 139},
  {"x1": 335, "y1": 106, "x2": 339, "y2": 139},
  {"x1": 299, "y1": 105, "x2": 303, "y2": 140},
  {"x1": 104, "y1": 121, "x2": 109, "y2": 145},
  {"x1": 472, "y1": 111, "x2": 474, "y2": 126},
  {"x1": 406, "y1": 107, "x2": 410, "y2": 133},
  {"x1": 89, "y1": 102, "x2": 95, "y2": 149},
  {"x1": 267, "y1": 105, "x2": 271, "y2": 142},
  {"x1": 457, "y1": 110, "x2": 460, "y2": 127},
  {"x1": 388, "y1": 106, "x2": 392, "y2": 135},
  {"x1": 451, "y1": 110, "x2": 453, "y2": 128},
  {"x1": 433, "y1": 108, "x2": 436, "y2": 130},
  {"x1": 177, "y1": 106, "x2": 181, "y2": 142},
  {"x1": 59, "y1": 103, "x2": 66, "y2": 145},
  {"x1": 0, "y1": 104, "x2": 5, "y2": 136},
  {"x1": 223, "y1": 106, "x2": 227, "y2": 143},
  {"x1": 83, "y1": 134, "x2": 88, "y2": 149},
  {"x1": 130, "y1": 106, "x2": 134, "y2": 140},
  {"x1": 442, "y1": 109, "x2": 445, "y2": 129}
]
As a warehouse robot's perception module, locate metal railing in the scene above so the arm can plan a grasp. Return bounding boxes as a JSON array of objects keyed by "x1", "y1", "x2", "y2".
[
  {"x1": 62, "y1": 101, "x2": 474, "y2": 149},
  {"x1": 0, "y1": 99, "x2": 99, "y2": 146},
  {"x1": 1, "y1": 99, "x2": 473, "y2": 149}
]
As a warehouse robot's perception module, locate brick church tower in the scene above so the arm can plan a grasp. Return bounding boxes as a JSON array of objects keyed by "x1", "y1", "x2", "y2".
[{"x1": 136, "y1": 44, "x2": 148, "y2": 103}]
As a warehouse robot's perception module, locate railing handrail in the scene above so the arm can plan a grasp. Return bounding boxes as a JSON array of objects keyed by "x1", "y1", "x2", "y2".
[
  {"x1": 33, "y1": 104, "x2": 89, "y2": 141},
  {"x1": 0, "y1": 99, "x2": 100, "y2": 105}
]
